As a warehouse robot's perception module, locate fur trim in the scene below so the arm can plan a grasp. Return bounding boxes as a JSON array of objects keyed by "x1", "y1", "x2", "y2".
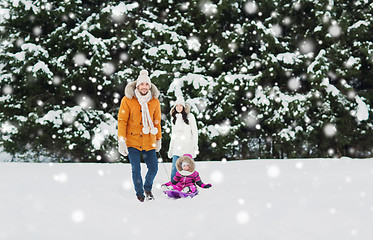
[
  {"x1": 179, "y1": 170, "x2": 194, "y2": 176},
  {"x1": 170, "y1": 102, "x2": 191, "y2": 115},
  {"x1": 176, "y1": 155, "x2": 195, "y2": 172},
  {"x1": 124, "y1": 81, "x2": 160, "y2": 99}
]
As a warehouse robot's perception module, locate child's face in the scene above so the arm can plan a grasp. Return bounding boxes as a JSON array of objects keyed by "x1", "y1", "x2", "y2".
[{"x1": 182, "y1": 164, "x2": 190, "y2": 171}]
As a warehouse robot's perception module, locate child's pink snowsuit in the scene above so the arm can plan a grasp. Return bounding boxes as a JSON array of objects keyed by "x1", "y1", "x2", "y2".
[
  {"x1": 165, "y1": 170, "x2": 209, "y2": 193},
  {"x1": 163, "y1": 154, "x2": 211, "y2": 193}
]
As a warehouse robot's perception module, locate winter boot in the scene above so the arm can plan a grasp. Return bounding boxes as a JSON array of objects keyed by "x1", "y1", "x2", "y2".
[
  {"x1": 137, "y1": 195, "x2": 145, "y2": 202},
  {"x1": 181, "y1": 187, "x2": 191, "y2": 193},
  {"x1": 145, "y1": 191, "x2": 154, "y2": 201}
]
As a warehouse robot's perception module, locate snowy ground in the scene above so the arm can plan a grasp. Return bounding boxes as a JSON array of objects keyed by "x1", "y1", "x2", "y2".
[{"x1": 0, "y1": 158, "x2": 372, "y2": 240}]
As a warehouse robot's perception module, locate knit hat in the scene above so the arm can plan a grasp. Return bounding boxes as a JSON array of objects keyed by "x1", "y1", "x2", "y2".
[
  {"x1": 175, "y1": 97, "x2": 185, "y2": 107},
  {"x1": 183, "y1": 154, "x2": 193, "y2": 160},
  {"x1": 136, "y1": 70, "x2": 151, "y2": 89}
]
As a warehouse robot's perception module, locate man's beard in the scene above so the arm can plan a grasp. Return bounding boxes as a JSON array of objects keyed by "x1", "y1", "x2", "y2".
[{"x1": 139, "y1": 89, "x2": 149, "y2": 96}]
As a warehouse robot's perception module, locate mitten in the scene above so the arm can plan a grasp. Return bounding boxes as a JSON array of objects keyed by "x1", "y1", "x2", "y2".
[
  {"x1": 202, "y1": 183, "x2": 212, "y2": 189},
  {"x1": 155, "y1": 139, "x2": 162, "y2": 152},
  {"x1": 161, "y1": 183, "x2": 173, "y2": 191},
  {"x1": 167, "y1": 150, "x2": 173, "y2": 159},
  {"x1": 192, "y1": 145, "x2": 199, "y2": 156},
  {"x1": 118, "y1": 139, "x2": 128, "y2": 156}
]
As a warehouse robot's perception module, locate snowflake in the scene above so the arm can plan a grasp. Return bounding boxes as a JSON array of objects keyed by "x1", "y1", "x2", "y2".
[
  {"x1": 2, "y1": 85, "x2": 13, "y2": 95},
  {"x1": 299, "y1": 39, "x2": 315, "y2": 54},
  {"x1": 187, "y1": 37, "x2": 201, "y2": 51},
  {"x1": 244, "y1": 1, "x2": 258, "y2": 15},
  {"x1": 71, "y1": 210, "x2": 85, "y2": 223},
  {"x1": 77, "y1": 95, "x2": 94, "y2": 109},
  {"x1": 328, "y1": 24, "x2": 341, "y2": 37},
  {"x1": 323, "y1": 123, "x2": 337, "y2": 137},
  {"x1": 102, "y1": 62, "x2": 115, "y2": 75},
  {"x1": 74, "y1": 53, "x2": 88, "y2": 66},
  {"x1": 288, "y1": 77, "x2": 301, "y2": 91}
]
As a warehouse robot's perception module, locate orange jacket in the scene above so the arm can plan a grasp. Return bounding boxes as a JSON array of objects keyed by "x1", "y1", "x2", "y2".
[{"x1": 118, "y1": 82, "x2": 162, "y2": 151}]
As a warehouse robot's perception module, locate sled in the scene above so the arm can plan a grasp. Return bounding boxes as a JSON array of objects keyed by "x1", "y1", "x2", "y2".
[{"x1": 163, "y1": 189, "x2": 199, "y2": 199}]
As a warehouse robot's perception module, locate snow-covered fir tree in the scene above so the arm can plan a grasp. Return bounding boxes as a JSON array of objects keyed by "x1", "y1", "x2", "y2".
[{"x1": 0, "y1": 0, "x2": 372, "y2": 162}]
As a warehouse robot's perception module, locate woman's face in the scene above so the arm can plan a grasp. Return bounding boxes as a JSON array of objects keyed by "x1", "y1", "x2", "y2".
[{"x1": 176, "y1": 104, "x2": 184, "y2": 113}]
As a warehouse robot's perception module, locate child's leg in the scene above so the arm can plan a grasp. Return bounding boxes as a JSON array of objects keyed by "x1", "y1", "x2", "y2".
[
  {"x1": 171, "y1": 155, "x2": 179, "y2": 180},
  {"x1": 172, "y1": 185, "x2": 183, "y2": 191},
  {"x1": 189, "y1": 185, "x2": 197, "y2": 193}
]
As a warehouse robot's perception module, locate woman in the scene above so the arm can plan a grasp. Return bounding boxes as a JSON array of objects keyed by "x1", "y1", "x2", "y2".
[{"x1": 168, "y1": 98, "x2": 198, "y2": 180}]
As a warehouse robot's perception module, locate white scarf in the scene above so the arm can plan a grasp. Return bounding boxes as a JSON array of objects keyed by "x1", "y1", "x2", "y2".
[{"x1": 135, "y1": 89, "x2": 158, "y2": 135}]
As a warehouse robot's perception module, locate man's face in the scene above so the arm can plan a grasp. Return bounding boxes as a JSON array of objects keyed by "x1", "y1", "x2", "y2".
[{"x1": 137, "y1": 82, "x2": 150, "y2": 95}]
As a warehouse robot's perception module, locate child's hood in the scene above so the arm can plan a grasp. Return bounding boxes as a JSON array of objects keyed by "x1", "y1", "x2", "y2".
[{"x1": 176, "y1": 155, "x2": 195, "y2": 173}]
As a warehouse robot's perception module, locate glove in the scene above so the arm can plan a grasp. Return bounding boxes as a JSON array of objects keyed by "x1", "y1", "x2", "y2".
[
  {"x1": 118, "y1": 139, "x2": 128, "y2": 156},
  {"x1": 202, "y1": 183, "x2": 212, "y2": 189},
  {"x1": 193, "y1": 146, "x2": 199, "y2": 157},
  {"x1": 167, "y1": 150, "x2": 172, "y2": 159},
  {"x1": 155, "y1": 139, "x2": 162, "y2": 152},
  {"x1": 161, "y1": 184, "x2": 173, "y2": 191}
]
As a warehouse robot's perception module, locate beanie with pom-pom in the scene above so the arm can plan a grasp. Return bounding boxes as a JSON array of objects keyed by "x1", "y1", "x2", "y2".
[{"x1": 136, "y1": 70, "x2": 151, "y2": 89}]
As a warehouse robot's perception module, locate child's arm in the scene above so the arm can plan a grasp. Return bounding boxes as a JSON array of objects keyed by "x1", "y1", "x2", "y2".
[
  {"x1": 164, "y1": 175, "x2": 180, "y2": 186},
  {"x1": 196, "y1": 180, "x2": 212, "y2": 188},
  {"x1": 194, "y1": 172, "x2": 212, "y2": 188}
]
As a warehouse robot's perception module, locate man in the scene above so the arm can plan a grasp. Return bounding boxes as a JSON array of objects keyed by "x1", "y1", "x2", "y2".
[{"x1": 118, "y1": 69, "x2": 162, "y2": 202}]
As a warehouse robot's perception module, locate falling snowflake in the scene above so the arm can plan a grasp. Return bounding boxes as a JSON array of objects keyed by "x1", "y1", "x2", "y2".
[
  {"x1": 298, "y1": 39, "x2": 315, "y2": 54},
  {"x1": 77, "y1": 95, "x2": 94, "y2": 109},
  {"x1": 187, "y1": 37, "x2": 201, "y2": 51},
  {"x1": 53, "y1": 173, "x2": 68, "y2": 183},
  {"x1": 210, "y1": 170, "x2": 223, "y2": 183},
  {"x1": 33, "y1": 26, "x2": 42, "y2": 36},
  {"x1": 236, "y1": 211, "x2": 250, "y2": 224},
  {"x1": 328, "y1": 24, "x2": 341, "y2": 37},
  {"x1": 244, "y1": 1, "x2": 258, "y2": 15},
  {"x1": 102, "y1": 62, "x2": 115, "y2": 75},
  {"x1": 2, "y1": 85, "x2": 13, "y2": 95},
  {"x1": 288, "y1": 77, "x2": 301, "y2": 91},
  {"x1": 270, "y1": 24, "x2": 282, "y2": 37},
  {"x1": 62, "y1": 112, "x2": 75, "y2": 124},
  {"x1": 244, "y1": 111, "x2": 258, "y2": 128},
  {"x1": 53, "y1": 76, "x2": 61, "y2": 85},
  {"x1": 267, "y1": 165, "x2": 280, "y2": 178},
  {"x1": 73, "y1": 53, "x2": 88, "y2": 66},
  {"x1": 72, "y1": 210, "x2": 85, "y2": 223},
  {"x1": 201, "y1": 1, "x2": 218, "y2": 16},
  {"x1": 323, "y1": 123, "x2": 337, "y2": 137},
  {"x1": 122, "y1": 180, "x2": 132, "y2": 191},
  {"x1": 120, "y1": 53, "x2": 129, "y2": 61}
]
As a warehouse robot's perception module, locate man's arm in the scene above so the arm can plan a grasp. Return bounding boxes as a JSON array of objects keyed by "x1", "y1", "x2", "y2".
[{"x1": 118, "y1": 97, "x2": 130, "y2": 140}]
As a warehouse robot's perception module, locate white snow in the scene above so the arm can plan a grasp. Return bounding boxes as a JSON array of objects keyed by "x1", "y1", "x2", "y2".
[
  {"x1": 32, "y1": 61, "x2": 53, "y2": 77},
  {"x1": 0, "y1": 158, "x2": 372, "y2": 239},
  {"x1": 12, "y1": 0, "x2": 38, "y2": 14},
  {"x1": 355, "y1": 96, "x2": 369, "y2": 121},
  {"x1": 347, "y1": 20, "x2": 370, "y2": 32},
  {"x1": 21, "y1": 43, "x2": 49, "y2": 58}
]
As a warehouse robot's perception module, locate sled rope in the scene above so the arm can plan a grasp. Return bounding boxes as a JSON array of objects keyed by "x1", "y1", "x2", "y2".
[{"x1": 157, "y1": 152, "x2": 170, "y2": 181}]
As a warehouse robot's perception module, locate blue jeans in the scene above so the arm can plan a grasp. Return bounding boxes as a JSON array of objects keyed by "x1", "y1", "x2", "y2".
[
  {"x1": 128, "y1": 147, "x2": 158, "y2": 197},
  {"x1": 171, "y1": 155, "x2": 180, "y2": 180}
]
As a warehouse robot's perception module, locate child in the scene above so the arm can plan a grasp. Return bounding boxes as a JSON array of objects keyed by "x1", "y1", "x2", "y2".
[{"x1": 162, "y1": 154, "x2": 212, "y2": 194}]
